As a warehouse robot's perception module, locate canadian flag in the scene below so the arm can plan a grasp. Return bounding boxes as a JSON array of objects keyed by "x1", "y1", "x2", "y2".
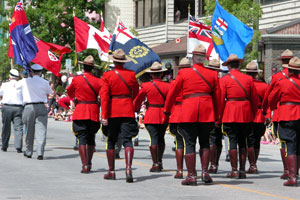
[{"x1": 73, "y1": 16, "x2": 112, "y2": 62}]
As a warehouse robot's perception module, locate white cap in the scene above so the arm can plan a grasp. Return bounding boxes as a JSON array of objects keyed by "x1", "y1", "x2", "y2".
[
  {"x1": 76, "y1": 71, "x2": 82, "y2": 75},
  {"x1": 10, "y1": 69, "x2": 19, "y2": 77},
  {"x1": 31, "y1": 64, "x2": 43, "y2": 71}
]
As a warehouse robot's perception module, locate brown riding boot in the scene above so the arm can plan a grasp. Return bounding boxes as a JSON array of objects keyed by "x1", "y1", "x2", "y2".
[
  {"x1": 200, "y1": 148, "x2": 213, "y2": 184},
  {"x1": 284, "y1": 155, "x2": 297, "y2": 187},
  {"x1": 174, "y1": 149, "x2": 184, "y2": 179},
  {"x1": 239, "y1": 148, "x2": 247, "y2": 179},
  {"x1": 125, "y1": 147, "x2": 134, "y2": 183},
  {"x1": 104, "y1": 149, "x2": 116, "y2": 180},
  {"x1": 297, "y1": 155, "x2": 300, "y2": 179},
  {"x1": 87, "y1": 145, "x2": 95, "y2": 172},
  {"x1": 149, "y1": 145, "x2": 160, "y2": 172},
  {"x1": 227, "y1": 149, "x2": 239, "y2": 179},
  {"x1": 246, "y1": 147, "x2": 258, "y2": 174},
  {"x1": 208, "y1": 145, "x2": 218, "y2": 174},
  {"x1": 182, "y1": 153, "x2": 197, "y2": 186},
  {"x1": 78, "y1": 145, "x2": 89, "y2": 173},
  {"x1": 280, "y1": 148, "x2": 289, "y2": 179},
  {"x1": 158, "y1": 143, "x2": 165, "y2": 171}
]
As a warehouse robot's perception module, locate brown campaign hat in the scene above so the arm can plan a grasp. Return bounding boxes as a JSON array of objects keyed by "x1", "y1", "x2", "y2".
[
  {"x1": 109, "y1": 49, "x2": 131, "y2": 63},
  {"x1": 276, "y1": 49, "x2": 294, "y2": 60},
  {"x1": 222, "y1": 54, "x2": 243, "y2": 66},
  {"x1": 205, "y1": 59, "x2": 220, "y2": 70},
  {"x1": 192, "y1": 44, "x2": 206, "y2": 55},
  {"x1": 176, "y1": 57, "x2": 191, "y2": 68},
  {"x1": 78, "y1": 55, "x2": 99, "y2": 67},
  {"x1": 145, "y1": 61, "x2": 167, "y2": 73},
  {"x1": 241, "y1": 61, "x2": 262, "y2": 72},
  {"x1": 286, "y1": 56, "x2": 300, "y2": 70}
]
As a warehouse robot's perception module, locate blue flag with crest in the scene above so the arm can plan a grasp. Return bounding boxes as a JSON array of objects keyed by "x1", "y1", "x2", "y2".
[
  {"x1": 109, "y1": 18, "x2": 161, "y2": 77},
  {"x1": 211, "y1": 1, "x2": 253, "y2": 61}
]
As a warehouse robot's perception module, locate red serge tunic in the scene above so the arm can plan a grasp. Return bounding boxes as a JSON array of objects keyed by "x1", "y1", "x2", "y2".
[
  {"x1": 219, "y1": 69, "x2": 258, "y2": 123},
  {"x1": 169, "y1": 81, "x2": 183, "y2": 124},
  {"x1": 134, "y1": 79, "x2": 170, "y2": 124},
  {"x1": 67, "y1": 72, "x2": 101, "y2": 122},
  {"x1": 100, "y1": 65, "x2": 139, "y2": 119},
  {"x1": 268, "y1": 74, "x2": 300, "y2": 121},
  {"x1": 164, "y1": 64, "x2": 221, "y2": 123},
  {"x1": 253, "y1": 79, "x2": 268, "y2": 123},
  {"x1": 262, "y1": 68, "x2": 289, "y2": 122}
]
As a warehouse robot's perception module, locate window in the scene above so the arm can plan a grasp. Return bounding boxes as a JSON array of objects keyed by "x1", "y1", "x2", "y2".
[
  {"x1": 261, "y1": 0, "x2": 289, "y2": 4},
  {"x1": 174, "y1": 0, "x2": 195, "y2": 22},
  {"x1": 135, "y1": 0, "x2": 166, "y2": 28},
  {"x1": 198, "y1": 0, "x2": 205, "y2": 17}
]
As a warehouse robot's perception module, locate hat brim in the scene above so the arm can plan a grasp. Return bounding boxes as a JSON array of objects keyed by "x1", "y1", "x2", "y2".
[
  {"x1": 175, "y1": 64, "x2": 191, "y2": 69},
  {"x1": 78, "y1": 61, "x2": 100, "y2": 68},
  {"x1": 145, "y1": 68, "x2": 168, "y2": 73},
  {"x1": 109, "y1": 54, "x2": 131, "y2": 63},
  {"x1": 192, "y1": 51, "x2": 206, "y2": 55},
  {"x1": 276, "y1": 56, "x2": 293, "y2": 60},
  {"x1": 205, "y1": 65, "x2": 220, "y2": 70},
  {"x1": 282, "y1": 64, "x2": 288, "y2": 68},
  {"x1": 241, "y1": 69, "x2": 262, "y2": 72},
  {"x1": 286, "y1": 64, "x2": 300, "y2": 70},
  {"x1": 222, "y1": 58, "x2": 243, "y2": 66}
]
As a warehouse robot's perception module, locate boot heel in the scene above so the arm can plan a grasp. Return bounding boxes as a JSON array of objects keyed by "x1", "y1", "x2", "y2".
[
  {"x1": 104, "y1": 171, "x2": 116, "y2": 180},
  {"x1": 81, "y1": 165, "x2": 89, "y2": 174},
  {"x1": 126, "y1": 169, "x2": 133, "y2": 183}
]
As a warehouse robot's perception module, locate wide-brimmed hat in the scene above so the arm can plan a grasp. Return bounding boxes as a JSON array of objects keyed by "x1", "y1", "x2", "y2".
[
  {"x1": 241, "y1": 61, "x2": 262, "y2": 72},
  {"x1": 109, "y1": 49, "x2": 131, "y2": 63},
  {"x1": 192, "y1": 44, "x2": 206, "y2": 55},
  {"x1": 9, "y1": 69, "x2": 19, "y2": 77},
  {"x1": 176, "y1": 57, "x2": 191, "y2": 68},
  {"x1": 276, "y1": 49, "x2": 294, "y2": 60},
  {"x1": 145, "y1": 62, "x2": 167, "y2": 73},
  {"x1": 78, "y1": 55, "x2": 99, "y2": 67},
  {"x1": 222, "y1": 54, "x2": 243, "y2": 66},
  {"x1": 286, "y1": 56, "x2": 300, "y2": 70},
  {"x1": 205, "y1": 59, "x2": 220, "y2": 70}
]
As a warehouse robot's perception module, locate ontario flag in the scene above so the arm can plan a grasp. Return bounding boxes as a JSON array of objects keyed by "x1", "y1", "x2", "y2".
[
  {"x1": 109, "y1": 17, "x2": 161, "y2": 76},
  {"x1": 9, "y1": 0, "x2": 38, "y2": 69},
  {"x1": 187, "y1": 15, "x2": 218, "y2": 60},
  {"x1": 74, "y1": 16, "x2": 111, "y2": 62}
]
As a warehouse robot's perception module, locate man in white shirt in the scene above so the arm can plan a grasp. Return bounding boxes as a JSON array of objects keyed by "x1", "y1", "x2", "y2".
[
  {"x1": 0, "y1": 69, "x2": 23, "y2": 153},
  {"x1": 17, "y1": 64, "x2": 52, "y2": 160}
]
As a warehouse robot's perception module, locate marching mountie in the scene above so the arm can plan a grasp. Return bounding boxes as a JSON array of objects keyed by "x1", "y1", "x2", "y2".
[
  {"x1": 164, "y1": 45, "x2": 221, "y2": 186},
  {"x1": 262, "y1": 49, "x2": 294, "y2": 179},
  {"x1": 0, "y1": 69, "x2": 23, "y2": 153},
  {"x1": 168, "y1": 57, "x2": 191, "y2": 179},
  {"x1": 67, "y1": 55, "x2": 101, "y2": 173},
  {"x1": 134, "y1": 62, "x2": 170, "y2": 172},
  {"x1": 101, "y1": 49, "x2": 139, "y2": 183},
  {"x1": 241, "y1": 61, "x2": 268, "y2": 173},
  {"x1": 219, "y1": 54, "x2": 258, "y2": 179},
  {"x1": 205, "y1": 59, "x2": 223, "y2": 174},
  {"x1": 268, "y1": 56, "x2": 300, "y2": 187},
  {"x1": 17, "y1": 64, "x2": 52, "y2": 160}
]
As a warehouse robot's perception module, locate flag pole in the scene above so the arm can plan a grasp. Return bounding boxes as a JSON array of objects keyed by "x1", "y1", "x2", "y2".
[
  {"x1": 73, "y1": 8, "x2": 79, "y2": 72},
  {"x1": 186, "y1": 4, "x2": 190, "y2": 58}
]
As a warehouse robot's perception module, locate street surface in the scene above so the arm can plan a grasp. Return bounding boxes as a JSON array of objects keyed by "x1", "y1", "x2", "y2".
[{"x1": 0, "y1": 118, "x2": 300, "y2": 200}]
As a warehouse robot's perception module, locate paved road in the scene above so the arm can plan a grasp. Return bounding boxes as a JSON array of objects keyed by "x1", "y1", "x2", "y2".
[{"x1": 0, "y1": 118, "x2": 299, "y2": 200}]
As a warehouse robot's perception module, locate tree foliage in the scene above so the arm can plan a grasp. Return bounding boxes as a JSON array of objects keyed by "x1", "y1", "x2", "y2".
[
  {"x1": 204, "y1": 0, "x2": 263, "y2": 63},
  {"x1": 0, "y1": 0, "x2": 108, "y2": 80}
]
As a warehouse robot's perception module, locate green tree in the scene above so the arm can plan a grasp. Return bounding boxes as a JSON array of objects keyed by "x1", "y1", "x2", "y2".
[
  {"x1": 204, "y1": 0, "x2": 262, "y2": 63},
  {"x1": 0, "y1": 0, "x2": 108, "y2": 80}
]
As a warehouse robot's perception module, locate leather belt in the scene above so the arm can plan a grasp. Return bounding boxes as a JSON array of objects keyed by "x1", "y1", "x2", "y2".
[
  {"x1": 148, "y1": 104, "x2": 164, "y2": 108},
  {"x1": 175, "y1": 101, "x2": 182, "y2": 105},
  {"x1": 182, "y1": 92, "x2": 211, "y2": 100},
  {"x1": 25, "y1": 102, "x2": 44, "y2": 106},
  {"x1": 280, "y1": 102, "x2": 300, "y2": 106},
  {"x1": 4, "y1": 104, "x2": 23, "y2": 107},
  {"x1": 110, "y1": 95, "x2": 132, "y2": 99},
  {"x1": 77, "y1": 101, "x2": 98, "y2": 105},
  {"x1": 227, "y1": 97, "x2": 249, "y2": 101}
]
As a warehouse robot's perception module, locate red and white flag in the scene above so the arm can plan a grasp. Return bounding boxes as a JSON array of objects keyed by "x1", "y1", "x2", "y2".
[
  {"x1": 8, "y1": 36, "x2": 71, "y2": 76},
  {"x1": 187, "y1": 15, "x2": 218, "y2": 60},
  {"x1": 32, "y1": 37, "x2": 71, "y2": 76},
  {"x1": 73, "y1": 16, "x2": 112, "y2": 62}
]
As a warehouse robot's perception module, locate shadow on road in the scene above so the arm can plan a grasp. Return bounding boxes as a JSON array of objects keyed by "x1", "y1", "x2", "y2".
[
  {"x1": 132, "y1": 174, "x2": 172, "y2": 182},
  {"x1": 46, "y1": 153, "x2": 79, "y2": 160}
]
